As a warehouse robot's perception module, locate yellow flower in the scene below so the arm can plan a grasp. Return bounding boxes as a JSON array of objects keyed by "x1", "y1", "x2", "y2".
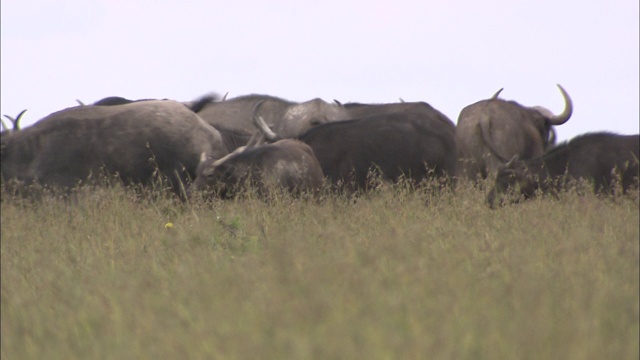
[{"x1": 165, "y1": 222, "x2": 174, "y2": 229}]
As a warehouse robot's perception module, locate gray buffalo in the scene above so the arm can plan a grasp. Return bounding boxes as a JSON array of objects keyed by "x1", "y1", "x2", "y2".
[
  {"x1": 456, "y1": 84, "x2": 573, "y2": 181},
  {"x1": 1, "y1": 100, "x2": 230, "y2": 198},
  {"x1": 189, "y1": 93, "x2": 351, "y2": 138},
  {"x1": 487, "y1": 132, "x2": 639, "y2": 207},
  {"x1": 253, "y1": 101, "x2": 458, "y2": 191},
  {"x1": 84, "y1": 95, "x2": 255, "y2": 150},
  {"x1": 189, "y1": 137, "x2": 324, "y2": 199}
]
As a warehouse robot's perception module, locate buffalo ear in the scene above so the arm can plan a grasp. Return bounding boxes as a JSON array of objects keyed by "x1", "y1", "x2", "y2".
[{"x1": 505, "y1": 155, "x2": 519, "y2": 168}]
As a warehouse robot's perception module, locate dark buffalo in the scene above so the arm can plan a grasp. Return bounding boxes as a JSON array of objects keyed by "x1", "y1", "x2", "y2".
[
  {"x1": 487, "y1": 132, "x2": 640, "y2": 208},
  {"x1": 74, "y1": 96, "x2": 158, "y2": 107},
  {"x1": 91, "y1": 95, "x2": 185, "y2": 106},
  {"x1": 189, "y1": 93, "x2": 351, "y2": 138},
  {"x1": 338, "y1": 100, "x2": 456, "y2": 129},
  {"x1": 189, "y1": 138, "x2": 324, "y2": 198},
  {"x1": 93, "y1": 96, "x2": 141, "y2": 106},
  {"x1": 1, "y1": 100, "x2": 230, "y2": 198},
  {"x1": 456, "y1": 84, "x2": 573, "y2": 181},
  {"x1": 253, "y1": 101, "x2": 457, "y2": 191}
]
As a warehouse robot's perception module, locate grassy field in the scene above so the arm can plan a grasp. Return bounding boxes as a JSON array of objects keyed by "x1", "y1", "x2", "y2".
[{"x1": 1, "y1": 181, "x2": 638, "y2": 359}]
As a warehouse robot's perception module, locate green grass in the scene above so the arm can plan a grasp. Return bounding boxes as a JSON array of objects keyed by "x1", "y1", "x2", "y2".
[{"x1": 1, "y1": 182, "x2": 638, "y2": 359}]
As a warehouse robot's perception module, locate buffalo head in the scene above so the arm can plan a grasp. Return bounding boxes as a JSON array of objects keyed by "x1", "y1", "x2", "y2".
[{"x1": 486, "y1": 155, "x2": 537, "y2": 208}]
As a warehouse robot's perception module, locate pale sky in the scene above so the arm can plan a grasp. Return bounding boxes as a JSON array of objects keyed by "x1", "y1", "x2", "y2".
[{"x1": 2, "y1": 0, "x2": 638, "y2": 142}]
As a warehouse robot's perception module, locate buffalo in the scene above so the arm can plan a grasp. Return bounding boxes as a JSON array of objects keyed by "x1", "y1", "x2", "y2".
[
  {"x1": 189, "y1": 137, "x2": 324, "y2": 199},
  {"x1": 253, "y1": 101, "x2": 457, "y2": 191},
  {"x1": 189, "y1": 93, "x2": 351, "y2": 138},
  {"x1": 1, "y1": 100, "x2": 231, "y2": 198},
  {"x1": 456, "y1": 84, "x2": 573, "y2": 181},
  {"x1": 487, "y1": 132, "x2": 640, "y2": 208}
]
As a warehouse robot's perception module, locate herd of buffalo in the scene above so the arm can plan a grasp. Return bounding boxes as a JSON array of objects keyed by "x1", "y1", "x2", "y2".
[{"x1": 1, "y1": 85, "x2": 638, "y2": 207}]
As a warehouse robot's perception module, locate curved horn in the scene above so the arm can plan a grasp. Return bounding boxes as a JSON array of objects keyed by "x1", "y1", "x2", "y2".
[
  {"x1": 546, "y1": 127, "x2": 557, "y2": 149},
  {"x1": 76, "y1": 99, "x2": 86, "y2": 106},
  {"x1": 252, "y1": 100, "x2": 279, "y2": 142},
  {"x1": 244, "y1": 129, "x2": 265, "y2": 148},
  {"x1": 210, "y1": 129, "x2": 267, "y2": 168},
  {"x1": 505, "y1": 154, "x2": 519, "y2": 168},
  {"x1": 490, "y1": 88, "x2": 504, "y2": 99},
  {"x1": 212, "y1": 145, "x2": 248, "y2": 167},
  {"x1": 479, "y1": 116, "x2": 511, "y2": 163},
  {"x1": 547, "y1": 84, "x2": 573, "y2": 125},
  {"x1": 12, "y1": 109, "x2": 26, "y2": 131},
  {"x1": 0, "y1": 118, "x2": 10, "y2": 132},
  {"x1": 333, "y1": 99, "x2": 343, "y2": 106},
  {"x1": 221, "y1": 92, "x2": 229, "y2": 101}
]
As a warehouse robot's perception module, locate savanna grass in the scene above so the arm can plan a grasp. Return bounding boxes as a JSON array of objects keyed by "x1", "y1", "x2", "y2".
[{"x1": 1, "y1": 178, "x2": 638, "y2": 359}]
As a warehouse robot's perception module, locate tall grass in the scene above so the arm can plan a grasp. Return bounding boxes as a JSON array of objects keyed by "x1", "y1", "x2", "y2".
[{"x1": 1, "y1": 181, "x2": 638, "y2": 359}]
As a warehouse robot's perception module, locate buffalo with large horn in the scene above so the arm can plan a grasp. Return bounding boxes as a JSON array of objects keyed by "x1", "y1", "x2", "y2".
[{"x1": 456, "y1": 84, "x2": 573, "y2": 181}]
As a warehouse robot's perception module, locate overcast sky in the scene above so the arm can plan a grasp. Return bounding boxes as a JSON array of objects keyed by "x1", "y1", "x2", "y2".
[{"x1": 2, "y1": 0, "x2": 638, "y2": 142}]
